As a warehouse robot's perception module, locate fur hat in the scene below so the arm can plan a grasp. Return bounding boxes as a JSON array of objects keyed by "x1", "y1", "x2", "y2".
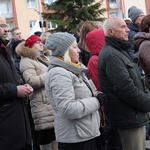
[
  {"x1": 25, "y1": 35, "x2": 41, "y2": 48},
  {"x1": 45, "y1": 32, "x2": 76, "y2": 57},
  {"x1": 86, "y1": 28, "x2": 105, "y2": 55},
  {"x1": 128, "y1": 6, "x2": 143, "y2": 22}
]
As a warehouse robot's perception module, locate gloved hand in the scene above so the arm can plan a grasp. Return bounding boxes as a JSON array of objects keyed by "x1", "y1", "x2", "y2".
[{"x1": 95, "y1": 92, "x2": 107, "y2": 106}]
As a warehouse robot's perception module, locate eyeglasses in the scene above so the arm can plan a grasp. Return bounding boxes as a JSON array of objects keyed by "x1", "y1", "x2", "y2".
[
  {"x1": 0, "y1": 24, "x2": 8, "y2": 28},
  {"x1": 35, "y1": 41, "x2": 42, "y2": 44}
]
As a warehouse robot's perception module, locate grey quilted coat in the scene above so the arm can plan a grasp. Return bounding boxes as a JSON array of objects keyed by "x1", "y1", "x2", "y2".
[{"x1": 45, "y1": 56, "x2": 100, "y2": 143}]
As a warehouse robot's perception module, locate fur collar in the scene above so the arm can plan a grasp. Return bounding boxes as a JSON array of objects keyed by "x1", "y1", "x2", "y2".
[{"x1": 16, "y1": 41, "x2": 50, "y2": 60}]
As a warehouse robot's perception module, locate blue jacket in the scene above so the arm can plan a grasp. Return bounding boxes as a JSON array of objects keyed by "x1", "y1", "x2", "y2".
[{"x1": 128, "y1": 23, "x2": 139, "y2": 62}]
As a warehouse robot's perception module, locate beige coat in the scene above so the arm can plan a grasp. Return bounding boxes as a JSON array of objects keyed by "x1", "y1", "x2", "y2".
[{"x1": 16, "y1": 42, "x2": 54, "y2": 131}]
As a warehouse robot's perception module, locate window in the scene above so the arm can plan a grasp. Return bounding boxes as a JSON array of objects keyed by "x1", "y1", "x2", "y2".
[
  {"x1": 0, "y1": 0, "x2": 13, "y2": 18},
  {"x1": 109, "y1": 11, "x2": 119, "y2": 18},
  {"x1": 27, "y1": 0, "x2": 36, "y2": 8},
  {"x1": 45, "y1": 0, "x2": 55, "y2": 5},
  {"x1": 108, "y1": 0, "x2": 116, "y2": 2},
  {"x1": 7, "y1": 21, "x2": 14, "y2": 30},
  {"x1": 29, "y1": 20, "x2": 36, "y2": 28},
  {"x1": 48, "y1": 21, "x2": 58, "y2": 30}
]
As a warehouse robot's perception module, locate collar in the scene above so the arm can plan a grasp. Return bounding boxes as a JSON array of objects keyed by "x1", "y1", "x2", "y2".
[
  {"x1": 48, "y1": 56, "x2": 87, "y2": 76},
  {"x1": 105, "y1": 36, "x2": 130, "y2": 52}
]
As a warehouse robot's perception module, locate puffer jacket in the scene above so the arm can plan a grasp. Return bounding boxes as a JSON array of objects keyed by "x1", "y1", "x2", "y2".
[
  {"x1": 16, "y1": 42, "x2": 54, "y2": 131},
  {"x1": 98, "y1": 36, "x2": 150, "y2": 129},
  {"x1": 45, "y1": 56, "x2": 100, "y2": 143}
]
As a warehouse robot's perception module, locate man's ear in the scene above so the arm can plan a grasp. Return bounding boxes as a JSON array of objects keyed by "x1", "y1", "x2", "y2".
[{"x1": 108, "y1": 28, "x2": 114, "y2": 36}]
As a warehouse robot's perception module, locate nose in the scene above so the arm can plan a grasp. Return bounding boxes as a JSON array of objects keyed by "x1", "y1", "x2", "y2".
[
  {"x1": 126, "y1": 27, "x2": 130, "y2": 32},
  {"x1": 77, "y1": 47, "x2": 81, "y2": 53}
]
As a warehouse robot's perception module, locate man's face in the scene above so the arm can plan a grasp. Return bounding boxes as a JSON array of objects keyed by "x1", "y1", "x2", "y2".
[
  {"x1": 0, "y1": 16, "x2": 8, "y2": 40},
  {"x1": 12, "y1": 29, "x2": 22, "y2": 41},
  {"x1": 135, "y1": 13, "x2": 145, "y2": 27},
  {"x1": 110, "y1": 18, "x2": 130, "y2": 41},
  {"x1": 3, "y1": 29, "x2": 9, "y2": 40}
]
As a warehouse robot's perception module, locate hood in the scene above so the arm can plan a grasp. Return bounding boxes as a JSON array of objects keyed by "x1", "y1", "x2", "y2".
[
  {"x1": 15, "y1": 41, "x2": 50, "y2": 59},
  {"x1": 85, "y1": 28, "x2": 105, "y2": 55},
  {"x1": 48, "y1": 56, "x2": 87, "y2": 76},
  {"x1": 128, "y1": 23, "x2": 139, "y2": 32},
  {"x1": 133, "y1": 32, "x2": 150, "y2": 46}
]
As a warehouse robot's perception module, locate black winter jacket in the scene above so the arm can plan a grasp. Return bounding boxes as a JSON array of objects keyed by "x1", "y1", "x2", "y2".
[
  {"x1": 98, "y1": 36, "x2": 150, "y2": 129},
  {"x1": 127, "y1": 23, "x2": 139, "y2": 62},
  {"x1": 0, "y1": 40, "x2": 31, "y2": 150}
]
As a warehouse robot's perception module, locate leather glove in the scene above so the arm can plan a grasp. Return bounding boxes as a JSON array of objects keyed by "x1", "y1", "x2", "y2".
[{"x1": 95, "y1": 92, "x2": 107, "y2": 106}]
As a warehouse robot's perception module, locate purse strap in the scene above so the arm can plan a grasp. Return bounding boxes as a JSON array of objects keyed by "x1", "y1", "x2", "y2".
[
  {"x1": 82, "y1": 78, "x2": 95, "y2": 97},
  {"x1": 37, "y1": 58, "x2": 49, "y2": 67},
  {"x1": 81, "y1": 78, "x2": 108, "y2": 127}
]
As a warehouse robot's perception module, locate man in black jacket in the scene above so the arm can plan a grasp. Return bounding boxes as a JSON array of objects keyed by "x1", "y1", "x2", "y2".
[
  {"x1": 98, "y1": 17, "x2": 150, "y2": 150},
  {"x1": 0, "y1": 15, "x2": 33, "y2": 150}
]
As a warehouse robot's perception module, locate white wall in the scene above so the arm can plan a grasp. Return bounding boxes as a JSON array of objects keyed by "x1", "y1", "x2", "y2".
[{"x1": 123, "y1": 0, "x2": 146, "y2": 18}]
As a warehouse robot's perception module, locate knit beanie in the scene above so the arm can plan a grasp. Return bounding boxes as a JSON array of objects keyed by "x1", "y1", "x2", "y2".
[
  {"x1": 45, "y1": 32, "x2": 76, "y2": 57},
  {"x1": 86, "y1": 28, "x2": 105, "y2": 55},
  {"x1": 25, "y1": 35, "x2": 41, "y2": 48},
  {"x1": 128, "y1": 6, "x2": 143, "y2": 22}
]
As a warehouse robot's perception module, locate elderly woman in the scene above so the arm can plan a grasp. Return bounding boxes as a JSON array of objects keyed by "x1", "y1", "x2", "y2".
[
  {"x1": 45, "y1": 32, "x2": 105, "y2": 150},
  {"x1": 16, "y1": 34, "x2": 57, "y2": 150}
]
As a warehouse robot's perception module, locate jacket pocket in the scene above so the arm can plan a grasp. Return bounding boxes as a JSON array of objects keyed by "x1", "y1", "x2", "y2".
[{"x1": 75, "y1": 111, "x2": 100, "y2": 138}]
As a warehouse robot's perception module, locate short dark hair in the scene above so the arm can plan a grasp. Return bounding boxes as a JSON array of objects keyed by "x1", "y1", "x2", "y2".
[
  {"x1": 34, "y1": 31, "x2": 42, "y2": 37},
  {"x1": 11, "y1": 27, "x2": 19, "y2": 35}
]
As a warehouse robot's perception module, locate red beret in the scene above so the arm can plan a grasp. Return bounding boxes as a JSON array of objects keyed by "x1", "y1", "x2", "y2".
[{"x1": 25, "y1": 35, "x2": 41, "y2": 48}]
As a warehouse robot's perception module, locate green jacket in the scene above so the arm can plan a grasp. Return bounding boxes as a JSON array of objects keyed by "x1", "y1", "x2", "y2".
[{"x1": 98, "y1": 36, "x2": 150, "y2": 129}]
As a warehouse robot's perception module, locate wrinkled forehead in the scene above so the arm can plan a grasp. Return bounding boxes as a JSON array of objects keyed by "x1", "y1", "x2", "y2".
[{"x1": 113, "y1": 18, "x2": 126, "y2": 28}]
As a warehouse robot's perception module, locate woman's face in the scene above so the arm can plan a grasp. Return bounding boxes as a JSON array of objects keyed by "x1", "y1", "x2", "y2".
[
  {"x1": 32, "y1": 40, "x2": 43, "y2": 50},
  {"x1": 69, "y1": 41, "x2": 81, "y2": 63}
]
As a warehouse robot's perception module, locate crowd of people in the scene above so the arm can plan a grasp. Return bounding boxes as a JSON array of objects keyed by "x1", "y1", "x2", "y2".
[{"x1": 1, "y1": 4, "x2": 150, "y2": 150}]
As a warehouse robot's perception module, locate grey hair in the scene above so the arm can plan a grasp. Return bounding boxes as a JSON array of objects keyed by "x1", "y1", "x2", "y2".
[{"x1": 103, "y1": 17, "x2": 121, "y2": 36}]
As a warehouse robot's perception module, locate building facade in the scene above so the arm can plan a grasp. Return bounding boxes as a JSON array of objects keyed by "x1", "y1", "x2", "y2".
[{"x1": 0, "y1": 0, "x2": 148, "y2": 39}]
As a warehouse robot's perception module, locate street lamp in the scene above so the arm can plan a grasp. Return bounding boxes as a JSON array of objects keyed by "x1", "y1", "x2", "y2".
[{"x1": 37, "y1": 0, "x2": 44, "y2": 33}]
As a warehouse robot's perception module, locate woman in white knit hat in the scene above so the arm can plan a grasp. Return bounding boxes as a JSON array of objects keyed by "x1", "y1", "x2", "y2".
[{"x1": 45, "y1": 32, "x2": 105, "y2": 150}]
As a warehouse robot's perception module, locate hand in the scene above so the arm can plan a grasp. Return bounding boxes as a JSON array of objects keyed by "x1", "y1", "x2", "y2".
[
  {"x1": 96, "y1": 92, "x2": 107, "y2": 107},
  {"x1": 24, "y1": 84, "x2": 33, "y2": 93},
  {"x1": 17, "y1": 84, "x2": 33, "y2": 98}
]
